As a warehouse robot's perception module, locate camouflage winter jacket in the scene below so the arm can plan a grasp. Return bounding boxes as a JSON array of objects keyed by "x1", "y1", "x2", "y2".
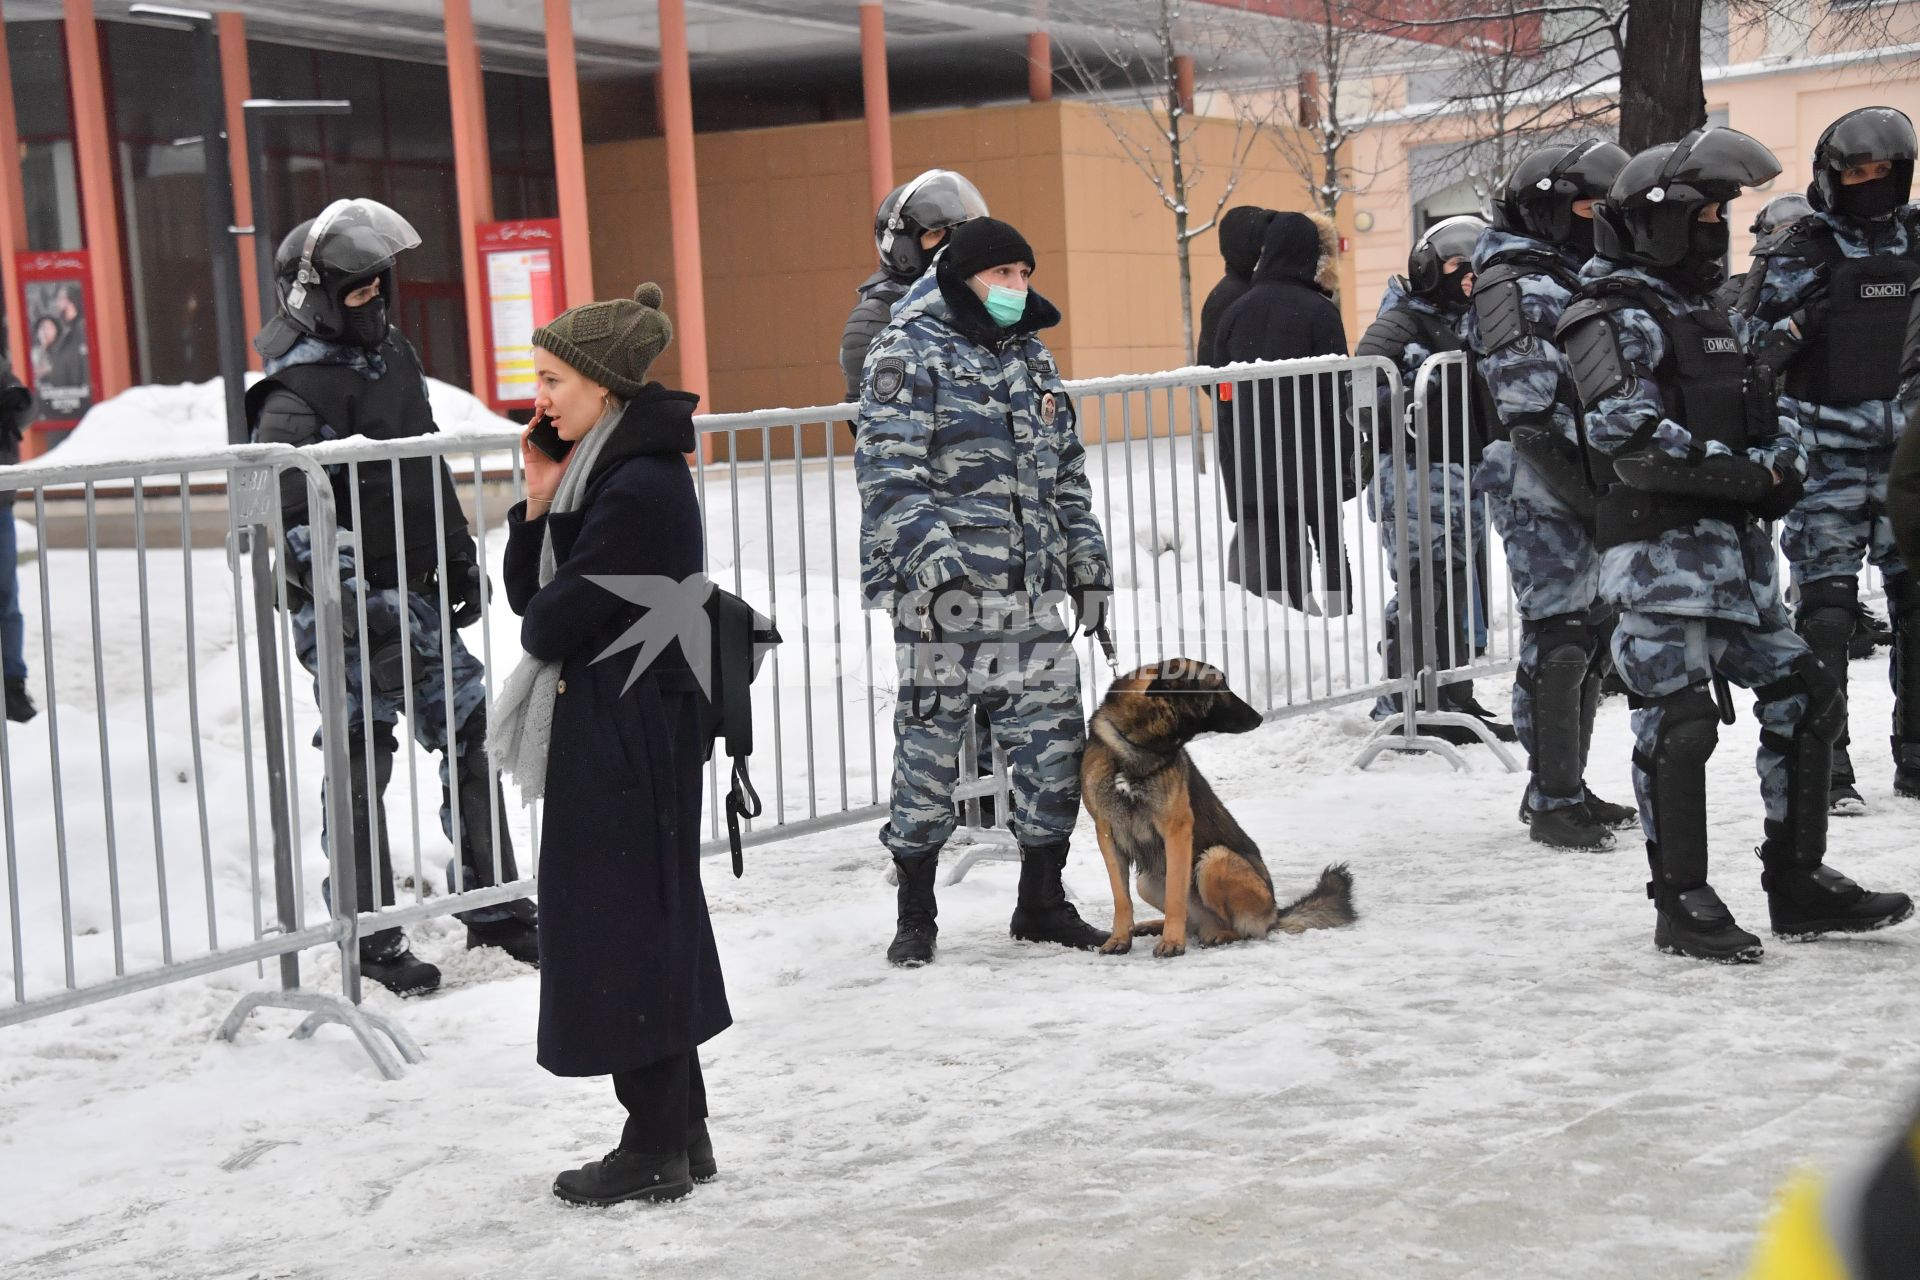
[
  {"x1": 1576, "y1": 260, "x2": 1804, "y2": 624},
  {"x1": 1738, "y1": 206, "x2": 1920, "y2": 453},
  {"x1": 855, "y1": 269, "x2": 1111, "y2": 626}
]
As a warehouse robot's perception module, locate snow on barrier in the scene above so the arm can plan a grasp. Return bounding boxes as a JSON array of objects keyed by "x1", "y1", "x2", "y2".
[{"x1": 0, "y1": 354, "x2": 1519, "y2": 1073}]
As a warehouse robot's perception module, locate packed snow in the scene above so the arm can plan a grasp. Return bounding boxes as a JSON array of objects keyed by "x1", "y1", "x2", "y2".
[{"x1": 2, "y1": 382, "x2": 1918, "y2": 1278}]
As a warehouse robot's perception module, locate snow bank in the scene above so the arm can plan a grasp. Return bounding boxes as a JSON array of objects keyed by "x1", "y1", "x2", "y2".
[{"x1": 20, "y1": 375, "x2": 518, "y2": 469}]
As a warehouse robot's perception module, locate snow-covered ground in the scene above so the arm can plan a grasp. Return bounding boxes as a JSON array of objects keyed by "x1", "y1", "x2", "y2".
[{"x1": 3, "y1": 650, "x2": 1918, "y2": 1278}]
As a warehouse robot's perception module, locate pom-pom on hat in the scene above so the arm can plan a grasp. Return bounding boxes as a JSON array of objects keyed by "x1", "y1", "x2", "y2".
[{"x1": 531, "y1": 283, "x2": 672, "y2": 398}]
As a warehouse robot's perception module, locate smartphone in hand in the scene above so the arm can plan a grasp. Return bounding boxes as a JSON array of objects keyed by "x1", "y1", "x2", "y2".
[{"x1": 527, "y1": 414, "x2": 572, "y2": 463}]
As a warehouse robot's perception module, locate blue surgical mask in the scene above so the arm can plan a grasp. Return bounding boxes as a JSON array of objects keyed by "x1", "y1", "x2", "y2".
[{"x1": 982, "y1": 285, "x2": 1028, "y2": 327}]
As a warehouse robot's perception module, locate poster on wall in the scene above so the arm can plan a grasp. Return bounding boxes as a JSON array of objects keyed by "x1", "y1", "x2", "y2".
[
  {"x1": 477, "y1": 219, "x2": 565, "y2": 412},
  {"x1": 15, "y1": 250, "x2": 98, "y2": 428}
]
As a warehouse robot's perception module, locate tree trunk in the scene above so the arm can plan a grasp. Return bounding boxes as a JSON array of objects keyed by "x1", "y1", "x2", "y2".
[{"x1": 1618, "y1": 0, "x2": 1706, "y2": 153}]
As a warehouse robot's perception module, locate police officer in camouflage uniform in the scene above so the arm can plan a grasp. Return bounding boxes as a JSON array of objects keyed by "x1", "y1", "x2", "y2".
[
  {"x1": 1737, "y1": 108, "x2": 1920, "y2": 814},
  {"x1": 1466, "y1": 139, "x2": 1637, "y2": 850},
  {"x1": 249, "y1": 199, "x2": 536, "y2": 997},
  {"x1": 1562, "y1": 129, "x2": 1911, "y2": 962},
  {"x1": 1360, "y1": 215, "x2": 1515, "y2": 745},
  {"x1": 856, "y1": 216, "x2": 1113, "y2": 967},
  {"x1": 1713, "y1": 193, "x2": 1813, "y2": 313}
]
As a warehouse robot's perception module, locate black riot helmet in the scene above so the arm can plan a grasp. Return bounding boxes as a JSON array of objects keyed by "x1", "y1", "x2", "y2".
[
  {"x1": 1807, "y1": 106, "x2": 1916, "y2": 221},
  {"x1": 1751, "y1": 192, "x2": 1813, "y2": 239},
  {"x1": 264, "y1": 198, "x2": 421, "y2": 351},
  {"x1": 1491, "y1": 137, "x2": 1629, "y2": 246},
  {"x1": 873, "y1": 169, "x2": 989, "y2": 278},
  {"x1": 1592, "y1": 128, "x2": 1781, "y2": 290},
  {"x1": 1407, "y1": 214, "x2": 1488, "y2": 297}
]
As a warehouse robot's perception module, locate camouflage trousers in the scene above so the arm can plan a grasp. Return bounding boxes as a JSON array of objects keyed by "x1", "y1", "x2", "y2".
[
  {"x1": 1370, "y1": 460, "x2": 1485, "y2": 720},
  {"x1": 1611, "y1": 609, "x2": 1810, "y2": 844},
  {"x1": 882, "y1": 627, "x2": 1085, "y2": 859},
  {"x1": 1480, "y1": 442, "x2": 1608, "y2": 810}
]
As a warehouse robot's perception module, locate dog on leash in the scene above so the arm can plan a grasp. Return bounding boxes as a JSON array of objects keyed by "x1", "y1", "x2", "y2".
[{"x1": 1082, "y1": 659, "x2": 1355, "y2": 957}]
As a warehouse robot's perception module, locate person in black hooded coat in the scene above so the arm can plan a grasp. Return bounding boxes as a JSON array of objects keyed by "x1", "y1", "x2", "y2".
[
  {"x1": 1214, "y1": 212, "x2": 1355, "y2": 611},
  {"x1": 1196, "y1": 205, "x2": 1276, "y2": 366}
]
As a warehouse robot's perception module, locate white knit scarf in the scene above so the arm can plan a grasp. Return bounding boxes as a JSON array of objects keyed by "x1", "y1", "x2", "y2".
[{"x1": 489, "y1": 401, "x2": 623, "y2": 800}]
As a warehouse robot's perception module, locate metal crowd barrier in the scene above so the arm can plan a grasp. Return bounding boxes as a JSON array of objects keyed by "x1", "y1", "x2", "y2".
[{"x1": 1, "y1": 351, "x2": 1532, "y2": 1073}]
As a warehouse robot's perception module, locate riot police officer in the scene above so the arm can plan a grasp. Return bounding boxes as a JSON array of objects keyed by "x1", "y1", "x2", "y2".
[
  {"x1": 1467, "y1": 138, "x2": 1637, "y2": 850},
  {"x1": 248, "y1": 199, "x2": 537, "y2": 996},
  {"x1": 1713, "y1": 193, "x2": 1813, "y2": 312},
  {"x1": 1360, "y1": 214, "x2": 1515, "y2": 745},
  {"x1": 1562, "y1": 128, "x2": 1911, "y2": 962},
  {"x1": 839, "y1": 169, "x2": 989, "y2": 401},
  {"x1": 1738, "y1": 107, "x2": 1920, "y2": 814}
]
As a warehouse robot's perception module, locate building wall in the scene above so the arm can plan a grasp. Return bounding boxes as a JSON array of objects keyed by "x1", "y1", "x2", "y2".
[
  {"x1": 585, "y1": 100, "x2": 1324, "y2": 438},
  {"x1": 1346, "y1": 43, "x2": 1920, "y2": 325}
]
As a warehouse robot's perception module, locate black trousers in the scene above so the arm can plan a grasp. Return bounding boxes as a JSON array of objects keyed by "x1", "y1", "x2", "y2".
[{"x1": 612, "y1": 1051, "x2": 708, "y2": 1155}]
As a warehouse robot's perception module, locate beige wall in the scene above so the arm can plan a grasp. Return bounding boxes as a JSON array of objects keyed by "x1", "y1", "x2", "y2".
[
  {"x1": 1347, "y1": 44, "x2": 1920, "y2": 319},
  {"x1": 584, "y1": 100, "x2": 1325, "y2": 437}
]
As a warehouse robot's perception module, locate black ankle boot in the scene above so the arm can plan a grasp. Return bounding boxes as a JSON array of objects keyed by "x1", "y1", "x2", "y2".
[
  {"x1": 1761, "y1": 822, "x2": 1914, "y2": 939},
  {"x1": 4, "y1": 678, "x2": 36, "y2": 724},
  {"x1": 1529, "y1": 802, "x2": 1617, "y2": 850},
  {"x1": 1651, "y1": 884, "x2": 1763, "y2": 964},
  {"x1": 888, "y1": 855, "x2": 939, "y2": 967},
  {"x1": 1581, "y1": 789, "x2": 1638, "y2": 829},
  {"x1": 1009, "y1": 842, "x2": 1106, "y2": 949},
  {"x1": 687, "y1": 1121, "x2": 717, "y2": 1182},
  {"x1": 553, "y1": 1148, "x2": 693, "y2": 1206},
  {"x1": 467, "y1": 915, "x2": 540, "y2": 966}
]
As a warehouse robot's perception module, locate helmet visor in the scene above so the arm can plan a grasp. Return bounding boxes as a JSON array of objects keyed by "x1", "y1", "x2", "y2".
[
  {"x1": 1556, "y1": 139, "x2": 1629, "y2": 200},
  {"x1": 1821, "y1": 107, "x2": 1918, "y2": 167},
  {"x1": 302, "y1": 198, "x2": 422, "y2": 282},
  {"x1": 1419, "y1": 214, "x2": 1488, "y2": 265},
  {"x1": 902, "y1": 171, "x2": 990, "y2": 232},
  {"x1": 1659, "y1": 128, "x2": 1781, "y2": 193}
]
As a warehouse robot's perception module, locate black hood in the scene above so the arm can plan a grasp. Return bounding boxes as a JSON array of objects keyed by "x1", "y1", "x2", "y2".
[
  {"x1": 1251, "y1": 212, "x2": 1324, "y2": 285},
  {"x1": 933, "y1": 255, "x2": 1062, "y2": 350},
  {"x1": 1218, "y1": 206, "x2": 1276, "y2": 280},
  {"x1": 586, "y1": 383, "x2": 701, "y2": 487}
]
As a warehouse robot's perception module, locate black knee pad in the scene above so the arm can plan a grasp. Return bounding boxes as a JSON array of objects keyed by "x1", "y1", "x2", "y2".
[
  {"x1": 1649, "y1": 685, "x2": 1720, "y2": 771},
  {"x1": 1525, "y1": 611, "x2": 1591, "y2": 657},
  {"x1": 1797, "y1": 576, "x2": 1858, "y2": 655},
  {"x1": 1759, "y1": 653, "x2": 1844, "y2": 745}
]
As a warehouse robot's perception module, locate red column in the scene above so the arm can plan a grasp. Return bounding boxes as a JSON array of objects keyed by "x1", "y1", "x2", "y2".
[
  {"x1": 217, "y1": 11, "x2": 263, "y2": 368},
  {"x1": 0, "y1": 0, "x2": 31, "y2": 383},
  {"x1": 62, "y1": 0, "x2": 133, "y2": 396},
  {"x1": 544, "y1": 0, "x2": 595, "y2": 309},
  {"x1": 1174, "y1": 54, "x2": 1195, "y2": 116},
  {"x1": 658, "y1": 0, "x2": 710, "y2": 411},
  {"x1": 444, "y1": 0, "x2": 494, "y2": 395},
  {"x1": 1027, "y1": 31, "x2": 1052, "y2": 103},
  {"x1": 860, "y1": 3, "x2": 893, "y2": 212}
]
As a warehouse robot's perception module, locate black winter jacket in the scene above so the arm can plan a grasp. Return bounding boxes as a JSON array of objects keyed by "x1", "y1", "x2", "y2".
[
  {"x1": 1197, "y1": 206, "x2": 1275, "y2": 366},
  {"x1": 1214, "y1": 213, "x2": 1354, "y2": 521},
  {"x1": 502, "y1": 385, "x2": 731, "y2": 1077}
]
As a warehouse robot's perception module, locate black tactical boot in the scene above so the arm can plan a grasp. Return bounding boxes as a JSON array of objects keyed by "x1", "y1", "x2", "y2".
[
  {"x1": 467, "y1": 914, "x2": 540, "y2": 965},
  {"x1": 553, "y1": 1148, "x2": 693, "y2": 1206},
  {"x1": 1009, "y1": 841, "x2": 1106, "y2": 949},
  {"x1": 360, "y1": 932, "x2": 442, "y2": 998},
  {"x1": 1529, "y1": 802, "x2": 1617, "y2": 851},
  {"x1": 1829, "y1": 783, "x2": 1867, "y2": 816},
  {"x1": 1850, "y1": 602, "x2": 1892, "y2": 659},
  {"x1": 687, "y1": 1121, "x2": 717, "y2": 1183},
  {"x1": 1761, "y1": 821, "x2": 1914, "y2": 939},
  {"x1": 4, "y1": 677, "x2": 36, "y2": 724},
  {"x1": 887, "y1": 855, "x2": 939, "y2": 967},
  {"x1": 1652, "y1": 883, "x2": 1764, "y2": 964},
  {"x1": 1582, "y1": 790, "x2": 1638, "y2": 829}
]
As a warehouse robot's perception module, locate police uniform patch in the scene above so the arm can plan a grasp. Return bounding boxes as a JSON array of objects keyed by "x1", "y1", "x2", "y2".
[
  {"x1": 872, "y1": 357, "x2": 906, "y2": 401},
  {"x1": 1040, "y1": 392, "x2": 1057, "y2": 426}
]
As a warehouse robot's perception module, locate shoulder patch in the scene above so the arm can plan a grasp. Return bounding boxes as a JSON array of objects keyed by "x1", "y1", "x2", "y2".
[{"x1": 870, "y1": 356, "x2": 907, "y2": 402}]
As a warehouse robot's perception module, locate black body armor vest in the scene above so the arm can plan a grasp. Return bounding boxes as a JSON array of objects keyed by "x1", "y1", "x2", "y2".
[
  {"x1": 245, "y1": 334, "x2": 469, "y2": 588},
  {"x1": 1781, "y1": 222, "x2": 1920, "y2": 404}
]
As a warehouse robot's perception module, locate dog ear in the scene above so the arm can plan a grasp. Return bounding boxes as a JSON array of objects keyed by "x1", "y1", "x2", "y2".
[{"x1": 1148, "y1": 658, "x2": 1225, "y2": 695}]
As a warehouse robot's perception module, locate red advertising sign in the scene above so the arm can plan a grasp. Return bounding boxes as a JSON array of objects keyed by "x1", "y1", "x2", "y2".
[
  {"x1": 15, "y1": 250, "x2": 100, "y2": 431},
  {"x1": 476, "y1": 219, "x2": 566, "y2": 413}
]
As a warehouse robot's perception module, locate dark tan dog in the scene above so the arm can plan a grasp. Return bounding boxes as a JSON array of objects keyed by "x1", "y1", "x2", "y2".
[{"x1": 1082, "y1": 659, "x2": 1355, "y2": 957}]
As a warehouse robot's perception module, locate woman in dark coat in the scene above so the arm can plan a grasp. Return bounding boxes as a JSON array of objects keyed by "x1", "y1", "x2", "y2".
[
  {"x1": 492, "y1": 283, "x2": 729, "y2": 1207},
  {"x1": 1214, "y1": 212, "x2": 1356, "y2": 613},
  {"x1": 1195, "y1": 204, "x2": 1276, "y2": 367}
]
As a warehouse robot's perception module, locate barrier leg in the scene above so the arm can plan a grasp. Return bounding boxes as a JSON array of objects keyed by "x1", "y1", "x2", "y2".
[{"x1": 216, "y1": 988, "x2": 424, "y2": 1081}]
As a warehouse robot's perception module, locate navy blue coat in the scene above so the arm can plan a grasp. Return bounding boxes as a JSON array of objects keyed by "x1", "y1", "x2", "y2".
[{"x1": 503, "y1": 385, "x2": 731, "y2": 1077}]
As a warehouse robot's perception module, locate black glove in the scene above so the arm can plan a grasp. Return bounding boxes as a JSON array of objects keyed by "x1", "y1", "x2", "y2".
[
  {"x1": 1751, "y1": 466, "x2": 1805, "y2": 521},
  {"x1": 445, "y1": 550, "x2": 488, "y2": 629},
  {"x1": 1070, "y1": 584, "x2": 1113, "y2": 637}
]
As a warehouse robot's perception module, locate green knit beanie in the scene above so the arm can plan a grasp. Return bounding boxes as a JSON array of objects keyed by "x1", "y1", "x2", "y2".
[{"x1": 531, "y1": 283, "x2": 672, "y2": 398}]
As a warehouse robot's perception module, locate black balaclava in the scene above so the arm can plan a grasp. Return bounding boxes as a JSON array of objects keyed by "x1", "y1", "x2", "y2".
[
  {"x1": 344, "y1": 296, "x2": 388, "y2": 349},
  {"x1": 1677, "y1": 218, "x2": 1731, "y2": 293},
  {"x1": 1436, "y1": 264, "x2": 1472, "y2": 309},
  {"x1": 1565, "y1": 214, "x2": 1597, "y2": 263},
  {"x1": 1836, "y1": 175, "x2": 1904, "y2": 223}
]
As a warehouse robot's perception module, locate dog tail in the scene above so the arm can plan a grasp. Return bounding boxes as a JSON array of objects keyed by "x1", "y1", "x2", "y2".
[{"x1": 1271, "y1": 863, "x2": 1356, "y2": 934}]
